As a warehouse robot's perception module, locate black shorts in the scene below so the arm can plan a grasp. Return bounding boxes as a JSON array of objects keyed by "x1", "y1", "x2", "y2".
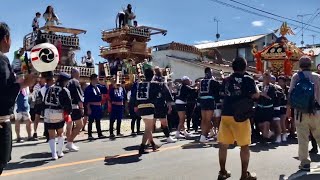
[
  {"x1": 199, "y1": 99, "x2": 215, "y2": 110},
  {"x1": 154, "y1": 105, "x2": 168, "y2": 119},
  {"x1": 175, "y1": 104, "x2": 187, "y2": 112},
  {"x1": 254, "y1": 107, "x2": 274, "y2": 124},
  {"x1": 34, "y1": 104, "x2": 43, "y2": 115},
  {"x1": 273, "y1": 107, "x2": 281, "y2": 120},
  {"x1": 0, "y1": 121, "x2": 12, "y2": 168},
  {"x1": 30, "y1": 108, "x2": 36, "y2": 121},
  {"x1": 46, "y1": 121, "x2": 65, "y2": 130},
  {"x1": 138, "y1": 107, "x2": 155, "y2": 117},
  {"x1": 71, "y1": 109, "x2": 83, "y2": 121}
]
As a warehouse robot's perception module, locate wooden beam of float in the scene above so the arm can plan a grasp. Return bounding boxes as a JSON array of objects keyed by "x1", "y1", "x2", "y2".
[
  {"x1": 39, "y1": 26, "x2": 87, "y2": 35},
  {"x1": 138, "y1": 26, "x2": 167, "y2": 35}
]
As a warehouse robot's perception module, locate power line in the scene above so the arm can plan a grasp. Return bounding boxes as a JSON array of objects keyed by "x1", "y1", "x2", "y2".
[
  {"x1": 296, "y1": 10, "x2": 320, "y2": 35},
  {"x1": 209, "y1": 0, "x2": 320, "y2": 34},
  {"x1": 292, "y1": 10, "x2": 320, "y2": 42},
  {"x1": 297, "y1": 14, "x2": 312, "y2": 45},
  {"x1": 228, "y1": 0, "x2": 320, "y2": 30}
]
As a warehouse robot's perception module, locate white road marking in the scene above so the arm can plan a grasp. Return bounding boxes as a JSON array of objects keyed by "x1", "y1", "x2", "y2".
[{"x1": 76, "y1": 167, "x2": 93, "y2": 173}]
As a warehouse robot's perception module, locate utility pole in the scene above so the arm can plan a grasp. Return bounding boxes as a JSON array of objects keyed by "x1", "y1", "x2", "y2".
[
  {"x1": 311, "y1": 34, "x2": 316, "y2": 46},
  {"x1": 214, "y1": 17, "x2": 220, "y2": 42},
  {"x1": 297, "y1": 14, "x2": 312, "y2": 46}
]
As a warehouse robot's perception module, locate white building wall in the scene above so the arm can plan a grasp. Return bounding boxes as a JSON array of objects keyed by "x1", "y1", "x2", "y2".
[
  {"x1": 152, "y1": 50, "x2": 204, "y2": 81},
  {"x1": 169, "y1": 58, "x2": 204, "y2": 81}
]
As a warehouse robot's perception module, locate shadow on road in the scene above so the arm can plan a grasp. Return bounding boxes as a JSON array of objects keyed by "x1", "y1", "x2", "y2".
[
  {"x1": 249, "y1": 143, "x2": 278, "y2": 152},
  {"x1": 123, "y1": 145, "x2": 140, "y2": 151},
  {"x1": 181, "y1": 142, "x2": 214, "y2": 149},
  {"x1": 104, "y1": 154, "x2": 142, "y2": 165},
  {"x1": 21, "y1": 152, "x2": 52, "y2": 159},
  {"x1": 5, "y1": 160, "x2": 50, "y2": 170},
  {"x1": 12, "y1": 141, "x2": 45, "y2": 148},
  {"x1": 280, "y1": 170, "x2": 320, "y2": 180}
]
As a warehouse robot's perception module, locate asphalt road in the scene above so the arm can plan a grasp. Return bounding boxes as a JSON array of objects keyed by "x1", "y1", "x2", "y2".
[{"x1": 2, "y1": 130, "x2": 320, "y2": 180}]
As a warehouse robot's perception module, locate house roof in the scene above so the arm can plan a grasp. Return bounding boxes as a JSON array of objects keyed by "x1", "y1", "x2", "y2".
[
  {"x1": 194, "y1": 33, "x2": 274, "y2": 49},
  {"x1": 303, "y1": 47, "x2": 320, "y2": 56}
]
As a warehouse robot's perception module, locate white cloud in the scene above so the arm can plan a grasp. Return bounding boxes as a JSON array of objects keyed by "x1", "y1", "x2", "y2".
[
  {"x1": 252, "y1": 20, "x2": 264, "y2": 27},
  {"x1": 194, "y1": 40, "x2": 214, "y2": 44}
]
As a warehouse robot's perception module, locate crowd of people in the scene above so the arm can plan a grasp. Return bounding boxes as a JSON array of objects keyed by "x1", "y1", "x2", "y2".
[{"x1": 2, "y1": 18, "x2": 320, "y2": 179}]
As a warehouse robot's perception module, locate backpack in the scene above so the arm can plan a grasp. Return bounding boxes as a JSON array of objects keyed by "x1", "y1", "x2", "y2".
[{"x1": 290, "y1": 72, "x2": 315, "y2": 113}]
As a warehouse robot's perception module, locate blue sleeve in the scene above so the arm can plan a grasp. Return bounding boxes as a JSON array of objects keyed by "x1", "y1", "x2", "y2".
[
  {"x1": 130, "y1": 83, "x2": 137, "y2": 99},
  {"x1": 123, "y1": 89, "x2": 127, "y2": 101},
  {"x1": 98, "y1": 84, "x2": 108, "y2": 94},
  {"x1": 84, "y1": 87, "x2": 91, "y2": 103},
  {"x1": 109, "y1": 88, "x2": 115, "y2": 101}
]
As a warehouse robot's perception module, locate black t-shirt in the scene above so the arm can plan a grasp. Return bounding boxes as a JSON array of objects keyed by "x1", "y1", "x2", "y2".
[
  {"x1": 176, "y1": 84, "x2": 193, "y2": 102},
  {"x1": 187, "y1": 88, "x2": 199, "y2": 104},
  {"x1": 44, "y1": 85, "x2": 72, "y2": 114},
  {"x1": 256, "y1": 83, "x2": 277, "y2": 106},
  {"x1": 67, "y1": 78, "x2": 84, "y2": 105},
  {"x1": 152, "y1": 75, "x2": 167, "y2": 106},
  {"x1": 132, "y1": 81, "x2": 173, "y2": 107},
  {"x1": 279, "y1": 86, "x2": 289, "y2": 106},
  {"x1": 0, "y1": 52, "x2": 21, "y2": 116},
  {"x1": 199, "y1": 78, "x2": 220, "y2": 103},
  {"x1": 221, "y1": 73, "x2": 257, "y2": 116}
]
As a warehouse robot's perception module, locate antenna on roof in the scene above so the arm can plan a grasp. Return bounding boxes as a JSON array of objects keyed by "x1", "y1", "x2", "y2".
[{"x1": 214, "y1": 17, "x2": 221, "y2": 42}]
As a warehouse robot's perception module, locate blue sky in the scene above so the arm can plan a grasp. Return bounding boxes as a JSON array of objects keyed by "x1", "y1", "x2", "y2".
[{"x1": 0, "y1": 0, "x2": 319, "y2": 64}]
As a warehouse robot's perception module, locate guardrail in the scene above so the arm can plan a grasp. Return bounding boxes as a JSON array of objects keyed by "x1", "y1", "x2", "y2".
[
  {"x1": 102, "y1": 27, "x2": 150, "y2": 39},
  {"x1": 54, "y1": 65, "x2": 95, "y2": 77},
  {"x1": 24, "y1": 31, "x2": 80, "y2": 50}
]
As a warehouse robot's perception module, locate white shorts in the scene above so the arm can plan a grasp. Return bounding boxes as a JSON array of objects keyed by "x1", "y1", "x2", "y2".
[
  {"x1": 15, "y1": 112, "x2": 31, "y2": 121},
  {"x1": 214, "y1": 109, "x2": 222, "y2": 117},
  {"x1": 141, "y1": 114, "x2": 154, "y2": 120}
]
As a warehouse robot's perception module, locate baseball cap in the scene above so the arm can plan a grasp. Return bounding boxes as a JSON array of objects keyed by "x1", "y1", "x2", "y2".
[
  {"x1": 59, "y1": 72, "x2": 71, "y2": 81},
  {"x1": 181, "y1": 76, "x2": 190, "y2": 81}
]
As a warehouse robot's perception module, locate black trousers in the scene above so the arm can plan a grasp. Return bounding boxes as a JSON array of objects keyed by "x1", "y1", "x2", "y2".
[
  {"x1": 167, "y1": 106, "x2": 179, "y2": 130},
  {"x1": 0, "y1": 121, "x2": 12, "y2": 174},
  {"x1": 192, "y1": 105, "x2": 201, "y2": 131},
  {"x1": 131, "y1": 114, "x2": 141, "y2": 133},
  {"x1": 88, "y1": 117, "x2": 103, "y2": 137},
  {"x1": 186, "y1": 103, "x2": 195, "y2": 130},
  {"x1": 110, "y1": 118, "x2": 122, "y2": 135},
  {"x1": 118, "y1": 13, "x2": 125, "y2": 28}
]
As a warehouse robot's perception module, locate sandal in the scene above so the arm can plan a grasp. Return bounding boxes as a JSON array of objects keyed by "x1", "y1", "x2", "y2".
[
  {"x1": 217, "y1": 170, "x2": 231, "y2": 180},
  {"x1": 240, "y1": 171, "x2": 257, "y2": 180}
]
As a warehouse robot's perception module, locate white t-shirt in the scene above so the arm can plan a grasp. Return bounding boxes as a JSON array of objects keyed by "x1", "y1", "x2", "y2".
[{"x1": 81, "y1": 56, "x2": 94, "y2": 67}]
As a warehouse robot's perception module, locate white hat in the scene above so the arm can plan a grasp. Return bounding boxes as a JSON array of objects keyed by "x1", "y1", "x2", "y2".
[{"x1": 181, "y1": 76, "x2": 190, "y2": 81}]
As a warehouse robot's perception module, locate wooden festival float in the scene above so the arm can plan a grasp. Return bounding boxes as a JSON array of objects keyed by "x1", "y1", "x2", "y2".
[
  {"x1": 252, "y1": 22, "x2": 315, "y2": 77},
  {"x1": 23, "y1": 26, "x2": 95, "y2": 82},
  {"x1": 99, "y1": 24, "x2": 168, "y2": 86}
]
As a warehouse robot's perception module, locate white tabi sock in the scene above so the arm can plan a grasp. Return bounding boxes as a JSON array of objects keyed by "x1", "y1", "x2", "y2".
[
  {"x1": 49, "y1": 139, "x2": 57, "y2": 159},
  {"x1": 57, "y1": 136, "x2": 64, "y2": 156}
]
